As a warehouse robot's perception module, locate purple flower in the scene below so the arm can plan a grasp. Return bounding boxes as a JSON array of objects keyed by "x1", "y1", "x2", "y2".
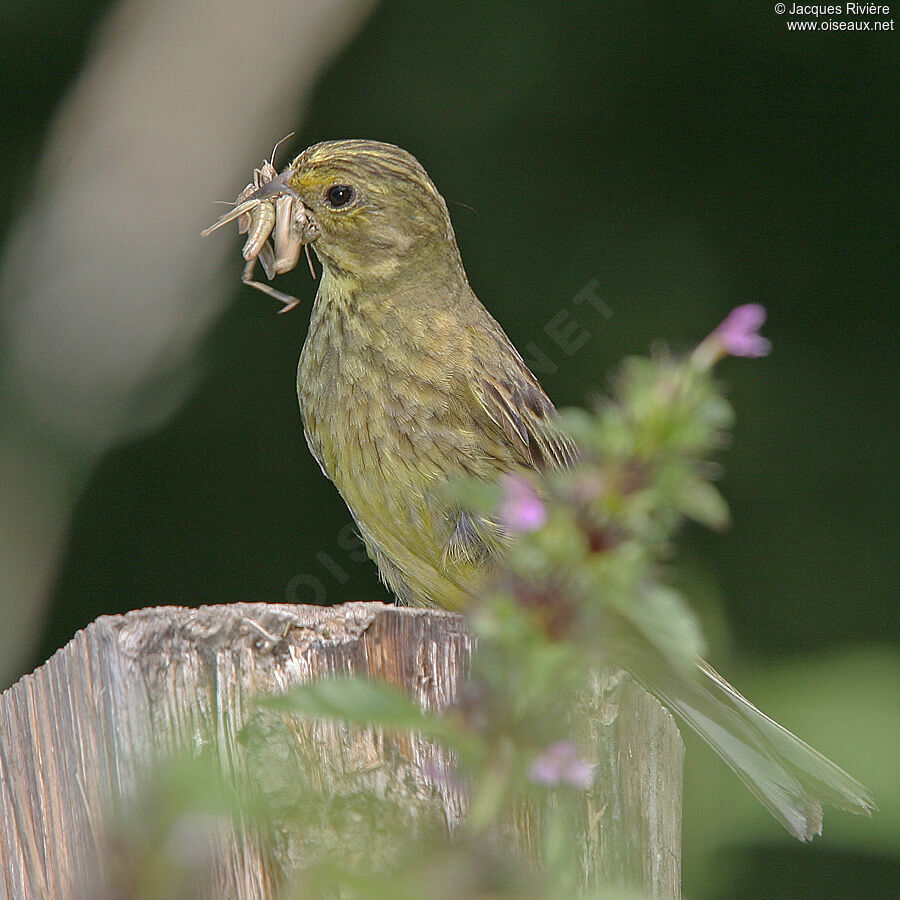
[
  {"x1": 712, "y1": 304, "x2": 772, "y2": 358},
  {"x1": 497, "y1": 474, "x2": 547, "y2": 533},
  {"x1": 529, "y1": 741, "x2": 594, "y2": 789}
]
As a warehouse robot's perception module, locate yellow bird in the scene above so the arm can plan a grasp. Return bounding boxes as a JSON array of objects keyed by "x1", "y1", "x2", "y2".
[{"x1": 213, "y1": 139, "x2": 875, "y2": 840}]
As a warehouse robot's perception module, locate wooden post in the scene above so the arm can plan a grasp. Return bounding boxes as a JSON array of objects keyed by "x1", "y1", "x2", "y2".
[{"x1": 0, "y1": 602, "x2": 682, "y2": 898}]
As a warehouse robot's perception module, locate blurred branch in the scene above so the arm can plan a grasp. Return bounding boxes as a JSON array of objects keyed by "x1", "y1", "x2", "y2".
[{"x1": 0, "y1": 0, "x2": 378, "y2": 686}]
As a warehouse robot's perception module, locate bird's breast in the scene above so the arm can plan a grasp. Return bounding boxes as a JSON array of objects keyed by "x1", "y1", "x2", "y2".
[
  {"x1": 297, "y1": 282, "x2": 486, "y2": 544},
  {"x1": 295, "y1": 276, "x2": 524, "y2": 609}
]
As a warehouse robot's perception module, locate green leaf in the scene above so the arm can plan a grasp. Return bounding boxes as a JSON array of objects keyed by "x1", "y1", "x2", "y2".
[
  {"x1": 555, "y1": 406, "x2": 598, "y2": 448},
  {"x1": 261, "y1": 676, "x2": 451, "y2": 740},
  {"x1": 610, "y1": 584, "x2": 706, "y2": 673},
  {"x1": 677, "y1": 477, "x2": 731, "y2": 530},
  {"x1": 438, "y1": 475, "x2": 502, "y2": 514}
]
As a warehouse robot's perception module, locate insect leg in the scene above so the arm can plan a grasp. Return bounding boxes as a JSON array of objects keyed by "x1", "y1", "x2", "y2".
[
  {"x1": 201, "y1": 196, "x2": 262, "y2": 236},
  {"x1": 241, "y1": 257, "x2": 303, "y2": 313},
  {"x1": 257, "y1": 243, "x2": 276, "y2": 280},
  {"x1": 241, "y1": 199, "x2": 276, "y2": 263}
]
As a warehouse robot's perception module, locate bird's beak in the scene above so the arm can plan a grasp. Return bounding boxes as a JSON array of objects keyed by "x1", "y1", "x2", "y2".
[{"x1": 247, "y1": 169, "x2": 296, "y2": 202}]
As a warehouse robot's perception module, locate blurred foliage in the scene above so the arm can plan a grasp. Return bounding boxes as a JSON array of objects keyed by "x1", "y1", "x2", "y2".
[
  {"x1": 97, "y1": 313, "x2": 880, "y2": 897},
  {"x1": 1, "y1": 1, "x2": 896, "y2": 897},
  {"x1": 108, "y1": 328, "x2": 749, "y2": 897}
]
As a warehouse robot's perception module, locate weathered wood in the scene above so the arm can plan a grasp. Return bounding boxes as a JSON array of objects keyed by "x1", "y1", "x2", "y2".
[{"x1": 0, "y1": 602, "x2": 682, "y2": 898}]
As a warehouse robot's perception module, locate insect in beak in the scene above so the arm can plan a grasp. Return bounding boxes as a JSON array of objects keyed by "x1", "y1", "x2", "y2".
[{"x1": 202, "y1": 135, "x2": 318, "y2": 314}]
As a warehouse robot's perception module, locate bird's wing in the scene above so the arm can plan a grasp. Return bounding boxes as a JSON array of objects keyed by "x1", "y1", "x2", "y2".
[
  {"x1": 473, "y1": 368, "x2": 577, "y2": 472},
  {"x1": 442, "y1": 370, "x2": 574, "y2": 569}
]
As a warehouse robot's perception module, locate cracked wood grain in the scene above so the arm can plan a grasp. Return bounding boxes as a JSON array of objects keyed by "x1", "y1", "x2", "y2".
[{"x1": 0, "y1": 602, "x2": 681, "y2": 898}]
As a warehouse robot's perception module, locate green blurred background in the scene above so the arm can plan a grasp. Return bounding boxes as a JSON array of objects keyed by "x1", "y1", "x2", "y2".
[{"x1": 1, "y1": 2, "x2": 897, "y2": 897}]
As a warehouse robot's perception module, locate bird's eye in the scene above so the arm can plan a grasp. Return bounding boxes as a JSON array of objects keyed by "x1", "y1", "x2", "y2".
[{"x1": 325, "y1": 184, "x2": 355, "y2": 208}]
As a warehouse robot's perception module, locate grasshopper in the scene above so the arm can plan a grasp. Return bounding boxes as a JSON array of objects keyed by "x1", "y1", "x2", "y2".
[{"x1": 203, "y1": 134, "x2": 318, "y2": 313}]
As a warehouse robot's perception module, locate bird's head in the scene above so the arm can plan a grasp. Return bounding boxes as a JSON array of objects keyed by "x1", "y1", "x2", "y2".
[{"x1": 285, "y1": 140, "x2": 463, "y2": 282}]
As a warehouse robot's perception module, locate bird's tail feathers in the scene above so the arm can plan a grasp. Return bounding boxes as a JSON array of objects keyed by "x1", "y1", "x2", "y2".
[{"x1": 618, "y1": 642, "x2": 876, "y2": 841}]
